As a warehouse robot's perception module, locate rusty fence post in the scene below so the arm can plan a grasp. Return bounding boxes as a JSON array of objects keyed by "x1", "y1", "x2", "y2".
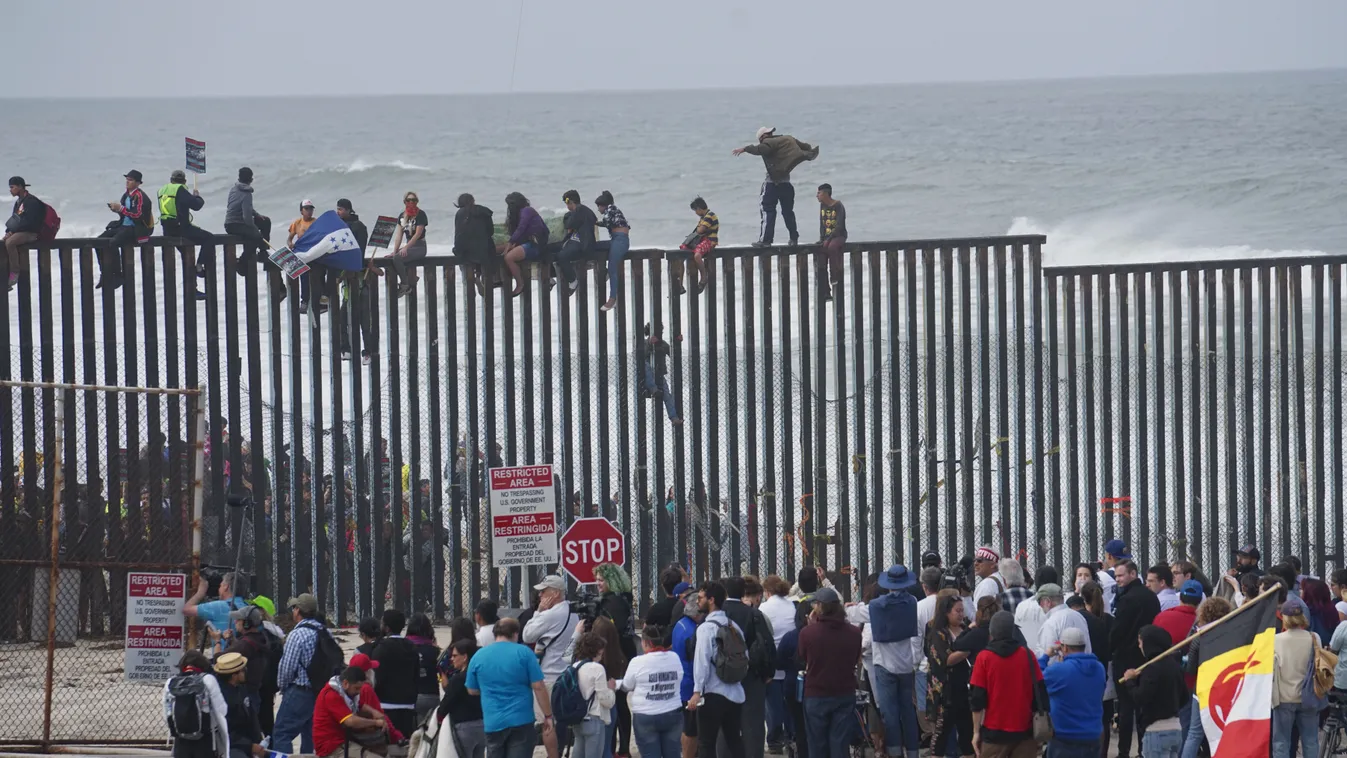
[{"x1": 41, "y1": 391, "x2": 65, "y2": 748}]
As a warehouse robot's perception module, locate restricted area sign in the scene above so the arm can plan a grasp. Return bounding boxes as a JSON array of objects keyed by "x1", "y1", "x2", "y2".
[
  {"x1": 125, "y1": 572, "x2": 187, "y2": 683},
  {"x1": 489, "y1": 464, "x2": 559, "y2": 569},
  {"x1": 560, "y1": 517, "x2": 626, "y2": 585}
]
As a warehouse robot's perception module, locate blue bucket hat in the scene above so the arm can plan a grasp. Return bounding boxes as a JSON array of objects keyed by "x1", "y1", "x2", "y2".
[{"x1": 879, "y1": 564, "x2": 917, "y2": 591}]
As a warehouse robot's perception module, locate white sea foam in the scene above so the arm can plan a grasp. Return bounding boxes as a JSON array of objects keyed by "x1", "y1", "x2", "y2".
[{"x1": 1009, "y1": 216, "x2": 1329, "y2": 268}]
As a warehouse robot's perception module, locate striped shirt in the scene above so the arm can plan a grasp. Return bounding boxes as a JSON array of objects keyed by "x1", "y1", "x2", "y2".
[{"x1": 694, "y1": 211, "x2": 719, "y2": 244}]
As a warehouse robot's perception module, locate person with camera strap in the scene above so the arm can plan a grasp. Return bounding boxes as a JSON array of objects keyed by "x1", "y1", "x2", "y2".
[{"x1": 524, "y1": 574, "x2": 579, "y2": 758}]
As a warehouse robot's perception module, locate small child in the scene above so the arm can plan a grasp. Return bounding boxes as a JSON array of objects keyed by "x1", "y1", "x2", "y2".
[{"x1": 679, "y1": 197, "x2": 719, "y2": 295}]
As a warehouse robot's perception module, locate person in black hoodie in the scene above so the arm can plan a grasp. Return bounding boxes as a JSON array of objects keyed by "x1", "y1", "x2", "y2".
[
  {"x1": 453, "y1": 193, "x2": 495, "y2": 293},
  {"x1": 406, "y1": 613, "x2": 442, "y2": 725},
  {"x1": 213, "y1": 652, "x2": 266, "y2": 758},
  {"x1": 335, "y1": 198, "x2": 377, "y2": 364},
  {"x1": 222, "y1": 605, "x2": 273, "y2": 722},
  {"x1": 1121, "y1": 625, "x2": 1188, "y2": 758},
  {"x1": 555, "y1": 189, "x2": 598, "y2": 294},
  {"x1": 1108, "y1": 560, "x2": 1159, "y2": 758},
  {"x1": 5, "y1": 176, "x2": 47, "y2": 290},
  {"x1": 371, "y1": 608, "x2": 422, "y2": 739}
]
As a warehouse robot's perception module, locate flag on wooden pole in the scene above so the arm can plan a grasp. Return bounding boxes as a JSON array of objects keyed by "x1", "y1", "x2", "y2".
[{"x1": 1195, "y1": 592, "x2": 1278, "y2": 756}]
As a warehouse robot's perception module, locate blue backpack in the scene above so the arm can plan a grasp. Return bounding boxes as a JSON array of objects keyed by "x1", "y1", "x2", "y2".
[
  {"x1": 869, "y1": 591, "x2": 917, "y2": 643},
  {"x1": 550, "y1": 662, "x2": 594, "y2": 727}
]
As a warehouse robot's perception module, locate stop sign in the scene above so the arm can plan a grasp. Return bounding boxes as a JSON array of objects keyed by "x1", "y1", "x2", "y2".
[{"x1": 559, "y1": 518, "x2": 626, "y2": 585}]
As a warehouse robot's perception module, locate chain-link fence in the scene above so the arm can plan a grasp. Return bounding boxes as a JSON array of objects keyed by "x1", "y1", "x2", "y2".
[{"x1": 0, "y1": 378, "x2": 204, "y2": 747}]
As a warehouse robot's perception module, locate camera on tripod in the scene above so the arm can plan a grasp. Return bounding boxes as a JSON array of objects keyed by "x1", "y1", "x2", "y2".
[{"x1": 570, "y1": 589, "x2": 603, "y2": 626}]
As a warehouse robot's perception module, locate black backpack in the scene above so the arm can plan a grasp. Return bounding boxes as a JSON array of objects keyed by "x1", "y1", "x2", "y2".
[
  {"x1": 747, "y1": 609, "x2": 778, "y2": 679},
  {"x1": 305, "y1": 623, "x2": 345, "y2": 689},
  {"x1": 167, "y1": 672, "x2": 209, "y2": 741},
  {"x1": 243, "y1": 628, "x2": 285, "y2": 692}
]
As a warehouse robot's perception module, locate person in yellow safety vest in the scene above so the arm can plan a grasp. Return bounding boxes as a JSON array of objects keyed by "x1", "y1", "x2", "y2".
[{"x1": 158, "y1": 169, "x2": 214, "y2": 298}]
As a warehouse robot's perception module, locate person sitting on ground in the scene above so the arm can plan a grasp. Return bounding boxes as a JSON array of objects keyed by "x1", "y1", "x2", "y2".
[
  {"x1": 163, "y1": 650, "x2": 229, "y2": 758},
  {"x1": 593, "y1": 190, "x2": 631, "y2": 312},
  {"x1": 213, "y1": 652, "x2": 266, "y2": 758},
  {"x1": 387, "y1": 190, "x2": 427, "y2": 297},
  {"x1": 95, "y1": 168, "x2": 153, "y2": 289},
  {"x1": 312, "y1": 659, "x2": 401, "y2": 758},
  {"x1": 555, "y1": 189, "x2": 598, "y2": 294},
  {"x1": 437, "y1": 639, "x2": 486, "y2": 758},
  {"x1": 4, "y1": 176, "x2": 47, "y2": 291},
  {"x1": 677, "y1": 197, "x2": 718, "y2": 295},
  {"x1": 500, "y1": 192, "x2": 550, "y2": 296}
]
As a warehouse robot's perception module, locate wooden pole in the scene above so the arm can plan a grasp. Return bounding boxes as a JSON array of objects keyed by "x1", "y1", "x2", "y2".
[{"x1": 1120, "y1": 584, "x2": 1282, "y2": 681}]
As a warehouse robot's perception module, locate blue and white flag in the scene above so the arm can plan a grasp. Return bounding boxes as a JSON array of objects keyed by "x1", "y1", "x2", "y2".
[{"x1": 293, "y1": 210, "x2": 364, "y2": 270}]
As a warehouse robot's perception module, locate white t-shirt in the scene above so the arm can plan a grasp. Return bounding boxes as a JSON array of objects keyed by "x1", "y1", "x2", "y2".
[
  {"x1": 620, "y1": 650, "x2": 685, "y2": 715},
  {"x1": 1336, "y1": 600, "x2": 1347, "y2": 620},
  {"x1": 972, "y1": 573, "x2": 1005, "y2": 605},
  {"x1": 1015, "y1": 599, "x2": 1047, "y2": 652},
  {"x1": 476, "y1": 626, "x2": 495, "y2": 648},
  {"x1": 1036, "y1": 604, "x2": 1093, "y2": 658},
  {"x1": 915, "y1": 594, "x2": 938, "y2": 674}
]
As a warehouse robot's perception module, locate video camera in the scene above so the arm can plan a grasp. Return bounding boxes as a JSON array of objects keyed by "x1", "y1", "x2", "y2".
[
  {"x1": 570, "y1": 588, "x2": 604, "y2": 627},
  {"x1": 941, "y1": 556, "x2": 975, "y2": 593}
]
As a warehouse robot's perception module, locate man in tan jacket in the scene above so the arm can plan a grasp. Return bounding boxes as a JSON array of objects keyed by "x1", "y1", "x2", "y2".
[{"x1": 733, "y1": 127, "x2": 820, "y2": 248}]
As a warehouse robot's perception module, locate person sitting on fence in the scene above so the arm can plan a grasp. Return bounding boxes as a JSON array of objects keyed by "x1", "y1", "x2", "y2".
[
  {"x1": 386, "y1": 190, "x2": 428, "y2": 297},
  {"x1": 95, "y1": 168, "x2": 154, "y2": 290},
  {"x1": 556, "y1": 189, "x2": 599, "y2": 295},
  {"x1": 676, "y1": 197, "x2": 718, "y2": 295},
  {"x1": 500, "y1": 191, "x2": 550, "y2": 297},
  {"x1": 816, "y1": 183, "x2": 847, "y2": 302},
  {"x1": 157, "y1": 169, "x2": 211, "y2": 296},
  {"x1": 454, "y1": 192, "x2": 496, "y2": 295},
  {"x1": 637, "y1": 322, "x2": 682, "y2": 425},
  {"x1": 4, "y1": 176, "x2": 47, "y2": 291},
  {"x1": 594, "y1": 190, "x2": 631, "y2": 312}
]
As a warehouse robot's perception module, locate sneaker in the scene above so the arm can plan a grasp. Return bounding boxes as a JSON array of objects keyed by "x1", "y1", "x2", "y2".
[
  {"x1": 6, "y1": 273, "x2": 17, "y2": 291},
  {"x1": 566, "y1": 278, "x2": 579, "y2": 293},
  {"x1": 195, "y1": 289, "x2": 207, "y2": 301},
  {"x1": 788, "y1": 236, "x2": 799, "y2": 248},
  {"x1": 361, "y1": 352, "x2": 371, "y2": 366},
  {"x1": 600, "y1": 298, "x2": 616, "y2": 312},
  {"x1": 195, "y1": 263, "x2": 207, "y2": 279},
  {"x1": 340, "y1": 349, "x2": 352, "y2": 361},
  {"x1": 752, "y1": 240, "x2": 771, "y2": 248},
  {"x1": 315, "y1": 300, "x2": 329, "y2": 315},
  {"x1": 299, "y1": 301, "x2": 309, "y2": 314},
  {"x1": 673, "y1": 282, "x2": 687, "y2": 296},
  {"x1": 695, "y1": 278, "x2": 708, "y2": 295}
]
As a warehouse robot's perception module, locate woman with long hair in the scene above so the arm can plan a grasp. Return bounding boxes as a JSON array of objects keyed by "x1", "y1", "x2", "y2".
[
  {"x1": 925, "y1": 589, "x2": 972, "y2": 758},
  {"x1": 1300, "y1": 577, "x2": 1340, "y2": 643},
  {"x1": 589, "y1": 620, "x2": 627, "y2": 758},
  {"x1": 593, "y1": 190, "x2": 630, "y2": 312},
  {"x1": 1271, "y1": 604, "x2": 1322, "y2": 758},
  {"x1": 437, "y1": 639, "x2": 485, "y2": 758},
  {"x1": 501, "y1": 192, "x2": 550, "y2": 296},
  {"x1": 406, "y1": 613, "x2": 442, "y2": 725},
  {"x1": 620, "y1": 625, "x2": 685, "y2": 758}
]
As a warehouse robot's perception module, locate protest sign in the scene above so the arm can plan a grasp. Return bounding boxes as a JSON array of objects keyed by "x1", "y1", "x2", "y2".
[
  {"x1": 369, "y1": 216, "x2": 398, "y2": 249},
  {"x1": 267, "y1": 245, "x2": 310, "y2": 279},
  {"x1": 185, "y1": 138, "x2": 206, "y2": 174}
]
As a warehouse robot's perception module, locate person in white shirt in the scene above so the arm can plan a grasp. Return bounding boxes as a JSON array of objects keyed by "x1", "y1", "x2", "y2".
[
  {"x1": 870, "y1": 565, "x2": 922, "y2": 758},
  {"x1": 474, "y1": 599, "x2": 499, "y2": 648},
  {"x1": 759, "y1": 576, "x2": 798, "y2": 753},
  {"x1": 621, "y1": 625, "x2": 687, "y2": 758},
  {"x1": 912, "y1": 567, "x2": 943, "y2": 715},
  {"x1": 1034, "y1": 584, "x2": 1092, "y2": 657},
  {"x1": 523, "y1": 575, "x2": 581, "y2": 684},
  {"x1": 1146, "y1": 564, "x2": 1181, "y2": 611},
  {"x1": 569, "y1": 632, "x2": 618, "y2": 758},
  {"x1": 688, "y1": 581, "x2": 745, "y2": 758},
  {"x1": 970, "y1": 546, "x2": 1005, "y2": 606},
  {"x1": 1016, "y1": 566, "x2": 1062, "y2": 652}
]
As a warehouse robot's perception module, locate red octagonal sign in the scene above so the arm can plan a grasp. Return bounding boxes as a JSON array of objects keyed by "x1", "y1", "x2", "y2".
[{"x1": 559, "y1": 518, "x2": 626, "y2": 585}]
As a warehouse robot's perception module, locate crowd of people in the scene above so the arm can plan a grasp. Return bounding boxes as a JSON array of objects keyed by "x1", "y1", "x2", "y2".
[{"x1": 160, "y1": 541, "x2": 1347, "y2": 758}]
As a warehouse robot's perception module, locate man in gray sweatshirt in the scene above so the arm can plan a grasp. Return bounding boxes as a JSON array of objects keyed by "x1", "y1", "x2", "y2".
[{"x1": 223, "y1": 167, "x2": 283, "y2": 298}]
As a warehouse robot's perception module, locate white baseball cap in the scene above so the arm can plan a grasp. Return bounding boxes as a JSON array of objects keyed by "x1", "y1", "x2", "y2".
[
  {"x1": 755, "y1": 126, "x2": 775, "y2": 141},
  {"x1": 301, "y1": 198, "x2": 315, "y2": 208},
  {"x1": 533, "y1": 574, "x2": 565, "y2": 592}
]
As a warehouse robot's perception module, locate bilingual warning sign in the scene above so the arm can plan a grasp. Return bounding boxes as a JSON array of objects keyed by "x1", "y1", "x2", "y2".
[
  {"x1": 490, "y1": 464, "x2": 559, "y2": 569},
  {"x1": 125, "y1": 572, "x2": 187, "y2": 683}
]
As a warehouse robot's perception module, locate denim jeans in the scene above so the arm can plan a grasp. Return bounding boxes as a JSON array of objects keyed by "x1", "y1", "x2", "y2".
[
  {"x1": 1046, "y1": 737, "x2": 1101, "y2": 758},
  {"x1": 871, "y1": 665, "x2": 919, "y2": 755},
  {"x1": 1179, "y1": 697, "x2": 1204, "y2": 758},
  {"x1": 606, "y1": 232, "x2": 629, "y2": 300},
  {"x1": 914, "y1": 670, "x2": 927, "y2": 714},
  {"x1": 556, "y1": 239, "x2": 586, "y2": 287},
  {"x1": 642, "y1": 364, "x2": 679, "y2": 420},
  {"x1": 1141, "y1": 727, "x2": 1182, "y2": 758},
  {"x1": 633, "y1": 709, "x2": 682, "y2": 758},
  {"x1": 804, "y1": 695, "x2": 854, "y2": 758},
  {"x1": 270, "y1": 685, "x2": 316, "y2": 754},
  {"x1": 766, "y1": 679, "x2": 793, "y2": 746},
  {"x1": 572, "y1": 717, "x2": 607, "y2": 758},
  {"x1": 1272, "y1": 702, "x2": 1319, "y2": 758},
  {"x1": 485, "y1": 723, "x2": 538, "y2": 758}
]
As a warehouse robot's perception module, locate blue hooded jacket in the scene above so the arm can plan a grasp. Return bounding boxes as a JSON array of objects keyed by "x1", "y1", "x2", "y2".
[{"x1": 1037, "y1": 651, "x2": 1107, "y2": 742}]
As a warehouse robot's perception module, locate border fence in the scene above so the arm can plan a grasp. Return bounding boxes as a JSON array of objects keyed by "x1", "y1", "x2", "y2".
[{"x1": 3, "y1": 235, "x2": 1346, "y2": 721}]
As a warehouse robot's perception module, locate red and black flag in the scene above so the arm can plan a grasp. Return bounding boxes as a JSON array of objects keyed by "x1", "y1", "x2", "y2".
[{"x1": 1194, "y1": 593, "x2": 1278, "y2": 756}]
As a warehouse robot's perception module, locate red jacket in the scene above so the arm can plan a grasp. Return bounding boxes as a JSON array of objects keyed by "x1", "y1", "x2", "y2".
[
  {"x1": 1152, "y1": 605, "x2": 1197, "y2": 648},
  {"x1": 313, "y1": 681, "x2": 403, "y2": 757}
]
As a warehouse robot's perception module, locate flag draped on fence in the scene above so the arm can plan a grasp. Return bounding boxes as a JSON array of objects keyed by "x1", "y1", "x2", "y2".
[
  {"x1": 1195, "y1": 593, "x2": 1278, "y2": 756},
  {"x1": 293, "y1": 210, "x2": 364, "y2": 270}
]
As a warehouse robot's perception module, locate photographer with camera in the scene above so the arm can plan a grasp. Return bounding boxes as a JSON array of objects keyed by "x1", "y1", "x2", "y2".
[
  {"x1": 567, "y1": 563, "x2": 639, "y2": 758},
  {"x1": 184, "y1": 571, "x2": 249, "y2": 656},
  {"x1": 523, "y1": 575, "x2": 580, "y2": 758}
]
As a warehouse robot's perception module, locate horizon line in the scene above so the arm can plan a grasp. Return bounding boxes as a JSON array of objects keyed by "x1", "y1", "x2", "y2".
[{"x1": 1, "y1": 65, "x2": 1342, "y2": 102}]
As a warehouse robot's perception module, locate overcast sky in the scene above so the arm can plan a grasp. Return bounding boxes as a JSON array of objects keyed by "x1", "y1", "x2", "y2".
[{"x1": 7, "y1": 0, "x2": 1346, "y2": 98}]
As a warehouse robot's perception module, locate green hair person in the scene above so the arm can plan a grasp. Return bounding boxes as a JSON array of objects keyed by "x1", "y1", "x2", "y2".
[{"x1": 593, "y1": 562, "x2": 632, "y2": 595}]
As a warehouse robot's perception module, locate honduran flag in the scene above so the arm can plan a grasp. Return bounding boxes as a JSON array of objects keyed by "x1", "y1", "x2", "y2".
[
  {"x1": 1195, "y1": 591, "x2": 1278, "y2": 756},
  {"x1": 293, "y1": 210, "x2": 365, "y2": 270}
]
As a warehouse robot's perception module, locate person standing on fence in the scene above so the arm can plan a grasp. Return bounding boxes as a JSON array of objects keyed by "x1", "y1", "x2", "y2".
[
  {"x1": 164, "y1": 651, "x2": 230, "y2": 758},
  {"x1": 95, "y1": 168, "x2": 153, "y2": 290},
  {"x1": 732, "y1": 126, "x2": 819, "y2": 249},
  {"x1": 271, "y1": 593, "x2": 334, "y2": 754},
  {"x1": 157, "y1": 169, "x2": 212, "y2": 291},
  {"x1": 5, "y1": 176, "x2": 47, "y2": 290},
  {"x1": 183, "y1": 572, "x2": 248, "y2": 656},
  {"x1": 815, "y1": 184, "x2": 847, "y2": 302},
  {"x1": 336, "y1": 197, "x2": 377, "y2": 365}
]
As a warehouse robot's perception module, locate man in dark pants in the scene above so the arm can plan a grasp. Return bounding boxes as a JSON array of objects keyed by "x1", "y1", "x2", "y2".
[
  {"x1": 157, "y1": 169, "x2": 212, "y2": 297},
  {"x1": 732, "y1": 127, "x2": 820, "y2": 248},
  {"x1": 335, "y1": 198, "x2": 377, "y2": 364},
  {"x1": 815, "y1": 184, "x2": 848, "y2": 301},
  {"x1": 1109, "y1": 559, "x2": 1159, "y2": 758},
  {"x1": 96, "y1": 169, "x2": 154, "y2": 289},
  {"x1": 223, "y1": 166, "x2": 282, "y2": 298},
  {"x1": 689, "y1": 581, "x2": 745, "y2": 758}
]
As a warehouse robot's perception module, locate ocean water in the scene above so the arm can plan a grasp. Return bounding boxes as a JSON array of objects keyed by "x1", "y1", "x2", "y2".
[{"x1": 5, "y1": 68, "x2": 1345, "y2": 259}]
